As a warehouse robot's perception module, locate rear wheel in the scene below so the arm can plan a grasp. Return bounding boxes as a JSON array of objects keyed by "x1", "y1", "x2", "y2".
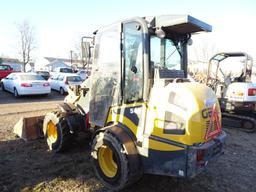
[
  {"x1": 43, "y1": 111, "x2": 72, "y2": 152},
  {"x1": 60, "y1": 87, "x2": 65, "y2": 95},
  {"x1": 91, "y1": 131, "x2": 141, "y2": 191},
  {"x1": 1, "y1": 83, "x2": 5, "y2": 91},
  {"x1": 14, "y1": 88, "x2": 19, "y2": 97}
]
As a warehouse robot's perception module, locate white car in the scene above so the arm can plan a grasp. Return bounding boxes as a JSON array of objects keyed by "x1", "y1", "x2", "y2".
[
  {"x1": 1, "y1": 73, "x2": 51, "y2": 97},
  {"x1": 48, "y1": 73, "x2": 83, "y2": 94},
  {"x1": 77, "y1": 70, "x2": 88, "y2": 80}
]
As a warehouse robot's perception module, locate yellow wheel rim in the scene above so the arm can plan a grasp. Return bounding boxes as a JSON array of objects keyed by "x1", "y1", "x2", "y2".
[
  {"x1": 98, "y1": 145, "x2": 117, "y2": 178},
  {"x1": 47, "y1": 121, "x2": 58, "y2": 143}
]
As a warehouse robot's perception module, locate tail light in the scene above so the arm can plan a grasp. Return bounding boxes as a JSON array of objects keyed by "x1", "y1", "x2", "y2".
[
  {"x1": 196, "y1": 149, "x2": 206, "y2": 167},
  {"x1": 43, "y1": 83, "x2": 50, "y2": 87},
  {"x1": 20, "y1": 83, "x2": 32, "y2": 87},
  {"x1": 248, "y1": 88, "x2": 256, "y2": 96},
  {"x1": 65, "y1": 79, "x2": 69, "y2": 85}
]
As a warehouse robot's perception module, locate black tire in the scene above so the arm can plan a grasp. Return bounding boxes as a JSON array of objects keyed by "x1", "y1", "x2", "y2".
[
  {"x1": 1, "y1": 83, "x2": 5, "y2": 91},
  {"x1": 43, "y1": 111, "x2": 72, "y2": 152},
  {"x1": 14, "y1": 88, "x2": 19, "y2": 97},
  {"x1": 91, "y1": 131, "x2": 141, "y2": 191},
  {"x1": 60, "y1": 87, "x2": 65, "y2": 95},
  {"x1": 241, "y1": 120, "x2": 256, "y2": 133}
]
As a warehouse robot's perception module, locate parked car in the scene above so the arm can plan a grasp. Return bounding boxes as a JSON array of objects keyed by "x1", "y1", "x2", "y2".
[
  {"x1": 0, "y1": 64, "x2": 14, "y2": 80},
  {"x1": 77, "y1": 70, "x2": 88, "y2": 80},
  {"x1": 35, "y1": 70, "x2": 50, "y2": 80},
  {"x1": 1, "y1": 73, "x2": 51, "y2": 97},
  {"x1": 48, "y1": 73, "x2": 83, "y2": 94},
  {"x1": 53, "y1": 67, "x2": 74, "y2": 73}
]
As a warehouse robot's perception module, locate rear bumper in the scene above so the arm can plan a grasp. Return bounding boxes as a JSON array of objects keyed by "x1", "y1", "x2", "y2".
[
  {"x1": 186, "y1": 131, "x2": 227, "y2": 177},
  {"x1": 18, "y1": 87, "x2": 51, "y2": 95},
  {"x1": 141, "y1": 132, "x2": 227, "y2": 178}
]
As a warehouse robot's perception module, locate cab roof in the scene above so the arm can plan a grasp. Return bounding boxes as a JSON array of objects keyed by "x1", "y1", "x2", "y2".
[
  {"x1": 210, "y1": 52, "x2": 252, "y2": 62},
  {"x1": 94, "y1": 15, "x2": 212, "y2": 35},
  {"x1": 145, "y1": 15, "x2": 212, "y2": 35}
]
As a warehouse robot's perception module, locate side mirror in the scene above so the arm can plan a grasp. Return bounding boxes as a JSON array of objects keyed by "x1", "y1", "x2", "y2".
[{"x1": 81, "y1": 42, "x2": 91, "y2": 60}]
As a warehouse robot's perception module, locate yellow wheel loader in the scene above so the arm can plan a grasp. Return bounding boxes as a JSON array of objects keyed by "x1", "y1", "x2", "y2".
[{"x1": 43, "y1": 15, "x2": 226, "y2": 191}]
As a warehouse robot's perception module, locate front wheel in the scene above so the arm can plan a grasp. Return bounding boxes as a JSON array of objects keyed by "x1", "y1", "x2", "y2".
[
  {"x1": 91, "y1": 131, "x2": 141, "y2": 191},
  {"x1": 43, "y1": 111, "x2": 72, "y2": 152}
]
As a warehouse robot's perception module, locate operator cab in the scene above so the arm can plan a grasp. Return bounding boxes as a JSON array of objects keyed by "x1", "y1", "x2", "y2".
[
  {"x1": 207, "y1": 52, "x2": 253, "y2": 84},
  {"x1": 84, "y1": 15, "x2": 212, "y2": 127},
  {"x1": 146, "y1": 15, "x2": 212, "y2": 81}
]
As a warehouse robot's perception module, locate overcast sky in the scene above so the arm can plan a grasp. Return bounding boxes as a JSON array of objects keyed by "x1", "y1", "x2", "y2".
[{"x1": 0, "y1": 0, "x2": 255, "y2": 61}]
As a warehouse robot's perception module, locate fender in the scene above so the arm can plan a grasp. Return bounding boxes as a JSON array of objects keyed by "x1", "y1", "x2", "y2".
[
  {"x1": 93, "y1": 124, "x2": 143, "y2": 178},
  {"x1": 57, "y1": 102, "x2": 88, "y2": 133},
  {"x1": 58, "y1": 102, "x2": 77, "y2": 114}
]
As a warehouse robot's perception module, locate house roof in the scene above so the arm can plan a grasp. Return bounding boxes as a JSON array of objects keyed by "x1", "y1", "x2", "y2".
[
  {"x1": 45, "y1": 61, "x2": 70, "y2": 67},
  {"x1": 45, "y1": 57, "x2": 70, "y2": 63},
  {"x1": 44, "y1": 57, "x2": 83, "y2": 64},
  {"x1": 1, "y1": 57, "x2": 22, "y2": 64}
]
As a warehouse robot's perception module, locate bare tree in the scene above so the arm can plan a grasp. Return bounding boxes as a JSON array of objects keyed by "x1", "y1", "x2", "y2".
[
  {"x1": 17, "y1": 20, "x2": 36, "y2": 71},
  {"x1": 191, "y1": 38, "x2": 217, "y2": 63},
  {"x1": 188, "y1": 36, "x2": 218, "y2": 74}
]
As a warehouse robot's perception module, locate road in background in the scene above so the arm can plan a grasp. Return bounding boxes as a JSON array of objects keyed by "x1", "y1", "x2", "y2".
[{"x1": 0, "y1": 90, "x2": 65, "y2": 115}]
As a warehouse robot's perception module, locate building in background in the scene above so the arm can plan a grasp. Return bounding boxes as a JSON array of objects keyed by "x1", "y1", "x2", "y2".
[
  {"x1": 0, "y1": 58, "x2": 23, "y2": 71},
  {"x1": 34, "y1": 56, "x2": 86, "y2": 72}
]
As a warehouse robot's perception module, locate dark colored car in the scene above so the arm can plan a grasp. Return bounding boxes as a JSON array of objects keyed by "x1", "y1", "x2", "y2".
[
  {"x1": 35, "y1": 71, "x2": 50, "y2": 80},
  {"x1": 0, "y1": 64, "x2": 14, "y2": 80}
]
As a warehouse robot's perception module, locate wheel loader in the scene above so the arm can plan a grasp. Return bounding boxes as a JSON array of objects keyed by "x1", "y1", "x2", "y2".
[
  {"x1": 206, "y1": 52, "x2": 256, "y2": 132},
  {"x1": 43, "y1": 15, "x2": 226, "y2": 191}
]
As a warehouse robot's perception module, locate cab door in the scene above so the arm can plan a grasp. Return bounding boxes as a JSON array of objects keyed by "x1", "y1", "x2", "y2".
[
  {"x1": 89, "y1": 24, "x2": 122, "y2": 127},
  {"x1": 120, "y1": 20, "x2": 147, "y2": 142}
]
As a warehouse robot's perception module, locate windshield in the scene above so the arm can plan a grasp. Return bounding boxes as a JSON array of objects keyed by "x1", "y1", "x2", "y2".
[
  {"x1": 67, "y1": 76, "x2": 82, "y2": 82},
  {"x1": 37, "y1": 71, "x2": 49, "y2": 76},
  {"x1": 60, "y1": 68, "x2": 73, "y2": 73},
  {"x1": 210, "y1": 56, "x2": 251, "y2": 82},
  {"x1": 20, "y1": 74, "x2": 45, "y2": 81},
  {"x1": 150, "y1": 36, "x2": 182, "y2": 70}
]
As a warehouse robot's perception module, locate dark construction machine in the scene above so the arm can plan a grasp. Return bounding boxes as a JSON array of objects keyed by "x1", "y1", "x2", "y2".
[
  {"x1": 206, "y1": 52, "x2": 256, "y2": 132},
  {"x1": 43, "y1": 15, "x2": 226, "y2": 190}
]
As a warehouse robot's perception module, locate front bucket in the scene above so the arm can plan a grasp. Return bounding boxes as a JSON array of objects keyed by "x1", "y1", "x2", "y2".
[{"x1": 13, "y1": 115, "x2": 45, "y2": 141}]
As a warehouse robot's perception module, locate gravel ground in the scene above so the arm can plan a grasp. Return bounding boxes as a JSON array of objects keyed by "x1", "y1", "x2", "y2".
[{"x1": 0, "y1": 90, "x2": 255, "y2": 192}]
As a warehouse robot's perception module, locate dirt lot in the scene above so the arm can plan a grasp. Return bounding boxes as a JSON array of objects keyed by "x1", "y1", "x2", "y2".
[{"x1": 0, "y1": 90, "x2": 256, "y2": 192}]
